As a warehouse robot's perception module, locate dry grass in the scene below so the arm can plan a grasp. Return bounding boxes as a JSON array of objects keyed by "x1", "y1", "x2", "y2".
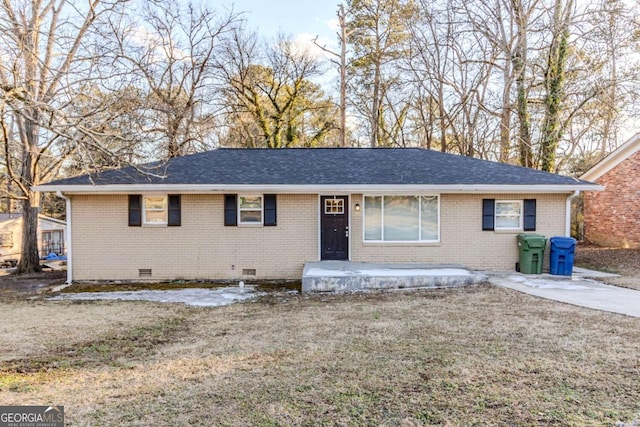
[
  {"x1": 575, "y1": 243, "x2": 640, "y2": 291},
  {"x1": 1, "y1": 285, "x2": 639, "y2": 426}
]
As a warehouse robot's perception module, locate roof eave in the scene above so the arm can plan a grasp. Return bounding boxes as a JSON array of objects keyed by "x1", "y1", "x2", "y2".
[
  {"x1": 580, "y1": 132, "x2": 640, "y2": 181},
  {"x1": 35, "y1": 183, "x2": 604, "y2": 195}
]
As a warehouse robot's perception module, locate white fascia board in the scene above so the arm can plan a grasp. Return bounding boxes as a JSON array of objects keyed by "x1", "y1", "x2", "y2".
[
  {"x1": 580, "y1": 132, "x2": 640, "y2": 181},
  {"x1": 35, "y1": 183, "x2": 604, "y2": 195}
]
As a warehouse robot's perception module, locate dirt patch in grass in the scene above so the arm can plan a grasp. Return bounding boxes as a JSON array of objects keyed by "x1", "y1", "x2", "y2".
[
  {"x1": 60, "y1": 280, "x2": 301, "y2": 293},
  {"x1": 0, "y1": 271, "x2": 300, "y2": 301},
  {"x1": 1, "y1": 285, "x2": 639, "y2": 426},
  {"x1": 0, "y1": 270, "x2": 66, "y2": 300},
  {"x1": 575, "y1": 242, "x2": 640, "y2": 290}
]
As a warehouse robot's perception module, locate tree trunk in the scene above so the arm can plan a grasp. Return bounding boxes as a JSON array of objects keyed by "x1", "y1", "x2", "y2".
[
  {"x1": 500, "y1": 66, "x2": 512, "y2": 162},
  {"x1": 515, "y1": 65, "x2": 532, "y2": 168},
  {"x1": 16, "y1": 117, "x2": 42, "y2": 273},
  {"x1": 370, "y1": 59, "x2": 381, "y2": 148},
  {"x1": 540, "y1": 31, "x2": 568, "y2": 171},
  {"x1": 15, "y1": 111, "x2": 43, "y2": 274},
  {"x1": 512, "y1": 0, "x2": 533, "y2": 167},
  {"x1": 540, "y1": 0, "x2": 572, "y2": 172},
  {"x1": 339, "y1": 4, "x2": 348, "y2": 147},
  {"x1": 16, "y1": 195, "x2": 42, "y2": 274},
  {"x1": 438, "y1": 84, "x2": 447, "y2": 152}
]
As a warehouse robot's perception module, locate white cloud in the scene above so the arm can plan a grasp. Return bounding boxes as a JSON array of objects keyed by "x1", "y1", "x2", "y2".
[
  {"x1": 128, "y1": 24, "x2": 191, "y2": 63},
  {"x1": 327, "y1": 17, "x2": 340, "y2": 32},
  {"x1": 292, "y1": 32, "x2": 337, "y2": 61}
]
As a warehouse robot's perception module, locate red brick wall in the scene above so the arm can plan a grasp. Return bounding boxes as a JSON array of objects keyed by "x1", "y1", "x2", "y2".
[{"x1": 584, "y1": 150, "x2": 640, "y2": 248}]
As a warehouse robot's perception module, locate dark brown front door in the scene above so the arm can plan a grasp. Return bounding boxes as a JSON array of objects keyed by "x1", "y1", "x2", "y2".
[{"x1": 320, "y1": 196, "x2": 349, "y2": 260}]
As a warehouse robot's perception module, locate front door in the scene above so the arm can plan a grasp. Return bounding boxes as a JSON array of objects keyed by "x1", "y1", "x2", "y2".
[{"x1": 320, "y1": 196, "x2": 349, "y2": 260}]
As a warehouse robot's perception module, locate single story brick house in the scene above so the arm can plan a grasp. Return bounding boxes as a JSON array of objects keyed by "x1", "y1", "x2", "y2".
[
  {"x1": 581, "y1": 132, "x2": 640, "y2": 248},
  {"x1": 36, "y1": 148, "x2": 600, "y2": 283}
]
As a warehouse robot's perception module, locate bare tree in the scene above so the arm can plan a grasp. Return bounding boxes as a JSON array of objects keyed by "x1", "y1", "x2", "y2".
[
  {"x1": 548, "y1": 1, "x2": 640, "y2": 172},
  {"x1": 219, "y1": 29, "x2": 337, "y2": 148},
  {"x1": 0, "y1": 0, "x2": 130, "y2": 273},
  {"x1": 347, "y1": 0, "x2": 415, "y2": 147},
  {"x1": 510, "y1": 0, "x2": 543, "y2": 167},
  {"x1": 460, "y1": 0, "x2": 520, "y2": 162},
  {"x1": 539, "y1": 0, "x2": 575, "y2": 171},
  {"x1": 406, "y1": 0, "x2": 500, "y2": 156},
  {"x1": 313, "y1": 4, "x2": 353, "y2": 147},
  {"x1": 406, "y1": 2, "x2": 455, "y2": 152},
  {"x1": 115, "y1": 0, "x2": 240, "y2": 159},
  {"x1": 391, "y1": 0, "x2": 640, "y2": 171}
]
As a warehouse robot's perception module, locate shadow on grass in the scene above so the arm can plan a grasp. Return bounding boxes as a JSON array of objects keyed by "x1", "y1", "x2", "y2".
[{"x1": 1, "y1": 317, "x2": 188, "y2": 375}]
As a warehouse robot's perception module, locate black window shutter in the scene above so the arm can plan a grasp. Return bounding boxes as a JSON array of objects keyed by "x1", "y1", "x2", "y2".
[
  {"x1": 224, "y1": 194, "x2": 237, "y2": 226},
  {"x1": 168, "y1": 195, "x2": 181, "y2": 226},
  {"x1": 129, "y1": 195, "x2": 142, "y2": 227},
  {"x1": 482, "y1": 199, "x2": 495, "y2": 231},
  {"x1": 264, "y1": 194, "x2": 277, "y2": 226},
  {"x1": 523, "y1": 199, "x2": 536, "y2": 231}
]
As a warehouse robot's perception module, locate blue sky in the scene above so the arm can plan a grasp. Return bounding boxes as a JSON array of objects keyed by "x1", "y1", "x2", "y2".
[
  {"x1": 218, "y1": 0, "x2": 341, "y2": 89},
  {"x1": 221, "y1": 0, "x2": 338, "y2": 44}
]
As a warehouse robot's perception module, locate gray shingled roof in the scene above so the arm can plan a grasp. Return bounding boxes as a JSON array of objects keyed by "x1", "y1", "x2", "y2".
[{"x1": 40, "y1": 148, "x2": 593, "y2": 187}]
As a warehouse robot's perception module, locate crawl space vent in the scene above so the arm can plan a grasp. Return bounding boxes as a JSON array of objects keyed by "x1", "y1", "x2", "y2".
[
  {"x1": 242, "y1": 269, "x2": 257, "y2": 276},
  {"x1": 138, "y1": 268, "x2": 152, "y2": 278}
]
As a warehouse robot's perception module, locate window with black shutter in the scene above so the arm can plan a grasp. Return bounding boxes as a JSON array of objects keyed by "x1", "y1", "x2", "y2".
[
  {"x1": 129, "y1": 195, "x2": 142, "y2": 226},
  {"x1": 482, "y1": 198, "x2": 537, "y2": 231},
  {"x1": 523, "y1": 199, "x2": 536, "y2": 231},
  {"x1": 482, "y1": 199, "x2": 495, "y2": 231},
  {"x1": 224, "y1": 194, "x2": 238, "y2": 226},
  {"x1": 225, "y1": 194, "x2": 277, "y2": 226},
  {"x1": 168, "y1": 195, "x2": 181, "y2": 226},
  {"x1": 264, "y1": 194, "x2": 277, "y2": 226}
]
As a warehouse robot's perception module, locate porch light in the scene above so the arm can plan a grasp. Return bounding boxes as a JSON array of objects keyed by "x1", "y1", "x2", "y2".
[{"x1": 355, "y1": 203, "x2": 360, "y2": 211}]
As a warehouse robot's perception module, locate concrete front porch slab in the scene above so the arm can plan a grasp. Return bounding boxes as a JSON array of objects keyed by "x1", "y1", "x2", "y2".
[{"x1": 302, "y1": 261, "x2": 488, "y2": 293}]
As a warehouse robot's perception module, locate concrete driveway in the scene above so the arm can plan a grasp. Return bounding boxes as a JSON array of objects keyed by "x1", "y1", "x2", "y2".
[{"x1": 488, "y1": 267, "x2": 640, "y2": 318}]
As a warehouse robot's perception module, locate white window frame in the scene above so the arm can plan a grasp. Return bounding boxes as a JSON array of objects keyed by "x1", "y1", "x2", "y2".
[
  {"x1": 238, "y1": 195, "x2": 263, "y2": 225},
  {"x1": 494, "y1": 200, "x2": 523, "y2": 231},
  {"x1": 324, "y1": 198, "x2": 345, "y2": 214},
  {"x1": 363, "y1": 194, "x2": 440, "y2": 243},
  {"x1": 142, "y1": 195, "x2": 168, "y2": 225}
]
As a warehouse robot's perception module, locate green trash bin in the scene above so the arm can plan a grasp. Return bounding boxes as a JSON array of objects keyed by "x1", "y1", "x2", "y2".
[{"x1": 516, "y1": 233, "x2": 547, "y2": 274}]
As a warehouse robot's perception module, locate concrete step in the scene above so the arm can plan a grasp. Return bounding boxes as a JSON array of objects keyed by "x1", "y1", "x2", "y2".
[{"x1": 302, "y1": 261, "x2": 488, "y2": 293}]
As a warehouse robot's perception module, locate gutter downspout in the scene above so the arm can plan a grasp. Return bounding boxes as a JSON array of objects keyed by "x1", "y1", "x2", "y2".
[
  {"x1": 565, "y1": 190, "x2": 580, "y2": 237},
  {"x1": 57, "y1": 191, "x2": 72, "y2": 284}
]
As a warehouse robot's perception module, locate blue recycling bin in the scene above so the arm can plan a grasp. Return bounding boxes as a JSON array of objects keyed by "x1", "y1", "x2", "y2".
[{"x1": 549, "y1": 236, "x2": 577, "y2": 276}]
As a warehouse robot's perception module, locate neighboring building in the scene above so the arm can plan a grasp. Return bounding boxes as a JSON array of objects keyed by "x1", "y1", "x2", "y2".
[
  {"x1": 0, "y1": 213, "x2": 67, "y2": 266},
  {"x1": 581, "y1": 133, "x2": 640, "y2": 248},
  {"x1": 36, "y1": 148, "x2": 599, "y2": 283}
]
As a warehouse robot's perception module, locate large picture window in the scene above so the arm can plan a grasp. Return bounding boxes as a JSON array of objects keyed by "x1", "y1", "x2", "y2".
[{"x1": 364, "y1": 195, "x2": 439, "y2": 242}]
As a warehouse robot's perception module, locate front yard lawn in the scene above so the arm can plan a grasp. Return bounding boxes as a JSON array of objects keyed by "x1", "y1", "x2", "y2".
[{"x1": 1, "y1": 284, "x2": 639, "y2": 426}]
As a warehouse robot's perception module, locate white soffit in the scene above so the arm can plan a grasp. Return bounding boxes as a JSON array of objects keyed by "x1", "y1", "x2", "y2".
[{"x1": 35, "y1": 183, "x2": 603, "y2": 195}]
